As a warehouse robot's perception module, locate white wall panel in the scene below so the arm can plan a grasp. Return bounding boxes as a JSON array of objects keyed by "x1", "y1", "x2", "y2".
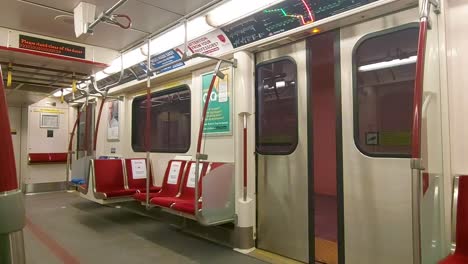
[{"x1": 446, "y1": 0, "x2": 468, "y2": 175}]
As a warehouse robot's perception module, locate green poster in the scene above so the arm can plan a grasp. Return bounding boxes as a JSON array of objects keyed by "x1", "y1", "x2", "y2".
[{"x1": 201, "y1": 70, "x2": 231, "y2": 135}]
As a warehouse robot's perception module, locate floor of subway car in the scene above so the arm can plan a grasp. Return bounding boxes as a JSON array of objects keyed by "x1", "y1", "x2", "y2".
[{"x1": 23, "y1": 191, "x2": 267, "y2": 264}]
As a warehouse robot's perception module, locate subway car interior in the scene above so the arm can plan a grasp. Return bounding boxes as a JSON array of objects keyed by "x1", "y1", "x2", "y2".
[{"x1": 0, "y1": 0, "x2": 467, "y2": 263}]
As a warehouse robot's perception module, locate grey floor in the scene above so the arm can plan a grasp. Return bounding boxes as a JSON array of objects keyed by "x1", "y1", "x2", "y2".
[{"x1": 24, "y1": 191, "x2": 267, "y2": 264}]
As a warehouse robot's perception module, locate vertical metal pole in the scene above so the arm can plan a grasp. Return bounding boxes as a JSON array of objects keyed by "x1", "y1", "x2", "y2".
[
  {"x1": 183, "y1": 20, "x2": 188, "y2": 58},
  {"x1": 145, "y1": 38, "x2": 151, "y2": 209}
]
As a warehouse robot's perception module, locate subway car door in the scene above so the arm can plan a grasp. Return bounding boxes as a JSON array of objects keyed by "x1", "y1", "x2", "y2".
[
  {"x1": 255, "y1": 41, "x2": 308, "y2": 262},
  {"x1": 339, "y1": 7, "x2": 440, "y2": 264}
]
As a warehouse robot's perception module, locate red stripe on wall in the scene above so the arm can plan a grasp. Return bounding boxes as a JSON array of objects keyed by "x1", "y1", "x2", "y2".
[{"x1": 25, "y1": 217, "x2": 80, "y2": 264}]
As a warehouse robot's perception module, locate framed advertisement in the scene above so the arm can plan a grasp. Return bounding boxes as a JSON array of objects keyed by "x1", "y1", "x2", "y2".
[{"x1": 201, "y1": 68, "x2": 232, "y2": 136}]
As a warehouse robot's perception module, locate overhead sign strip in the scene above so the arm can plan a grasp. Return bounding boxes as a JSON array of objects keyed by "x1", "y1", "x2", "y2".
[{"x1": 19, "y1": 35, "x2": 86, "y2": 59}]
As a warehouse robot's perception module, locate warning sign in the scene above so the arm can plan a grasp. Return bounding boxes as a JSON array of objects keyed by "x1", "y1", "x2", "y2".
[
  {"x1": 365, "y1": 132, "x2": 379, "y2": 146},
  {"x1": 19, "y1": 35, "x2": 86, "y2": 59}
]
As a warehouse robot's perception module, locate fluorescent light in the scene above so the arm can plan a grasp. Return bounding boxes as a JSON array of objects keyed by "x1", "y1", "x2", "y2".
[
  {"x1": 149, "y1": 17, "x2": 214, "y2": 55},
  {"x1": 53, "y1": 88, "x2": 72, "y2": 97},
  {"x1": 103, "y1": 56, "x2": 123, "y2": 75},
  {"x1": 358, "y1": 56, "x2": 417, "y2": 72},
  {"x1": 206, "y1": 0, "x2": 285, "y2": 27}
]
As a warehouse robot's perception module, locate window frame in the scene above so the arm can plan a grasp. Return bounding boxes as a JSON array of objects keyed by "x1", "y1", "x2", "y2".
[
  {"x1": 352, "y1": 23, "x2": 419, "y2": 158},
  {"x1": 131, "y1": 84, "x2": 191, "y2": 153},
  {"x1": 255, "y1": 56, "x2": 299, "y2": 156}
]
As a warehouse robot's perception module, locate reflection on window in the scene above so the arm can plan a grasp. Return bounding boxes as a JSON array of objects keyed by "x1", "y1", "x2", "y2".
[
  {"x1": 132, "y1": 85, "x2": 191, "y2": 153},
  {"x1": 354, "y1": 26, "x2": 419, "y2": 157},
  {"x1": 256, "y1": 59, "x2": 298, "y2": 155}
]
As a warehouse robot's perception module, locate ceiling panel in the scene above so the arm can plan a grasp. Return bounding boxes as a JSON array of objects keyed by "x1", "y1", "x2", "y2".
[
  {"x1": 0, "y1": 0, "x2": 220, "y2": 51},
  {"x1": 137, "y1": 0, "x2": 218, "y2": 15}
]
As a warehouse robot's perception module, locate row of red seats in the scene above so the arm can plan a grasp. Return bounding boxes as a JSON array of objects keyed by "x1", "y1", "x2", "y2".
[
  {"x1": 92, "y1": 158, "x2": 159, "y2": 199},
  {"x1": 90, "y1": 158, "x2": 224, "y2": 216},
  {"x1": 133, "y1": 160, "x2": 224, "y2": 215}
]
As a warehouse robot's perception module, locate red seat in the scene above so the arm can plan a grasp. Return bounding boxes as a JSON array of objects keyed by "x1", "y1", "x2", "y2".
[
  {"x1": 440, "y1": 176, "x2": 468, "y2": 263},
  {"x1": 94, "y1": 159, "x2": 135, "y2": 199},
  {"x1": 150, "y1": 162, "x2": 209, "y2": 208},
  {"x1": 169, "y1": 162, "x2": 226, "y2": 215},
  {"x1": 171, "y1": 201, "x2": 202, "y2": 215},
  {"x1": 124, "y1": 158, "x2": 160, "y2": 193},
  {"x1": 28, "y1": 153, "x2": 68, "y2": 164},
  {"x1": 133, "y1": 160, "x2": 187, "y2": 202}
]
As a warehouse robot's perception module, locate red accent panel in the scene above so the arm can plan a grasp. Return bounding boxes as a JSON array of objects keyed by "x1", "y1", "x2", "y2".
[
  {"x1": 28, "y1": 153, "x2": 68, "y2": 164},
  {"x1": 455, "y1": 177, "x2": 468, "y2": 256},
  {"x1": 0, "y1": 72, "x2": 18, "y2": 192},
  {"x1": 196, "y1": 75, "x2": 217, "y2": 153},
  {"x1": 0, "y1": 46, "x2": 109, "y2": 68},
  {"x1": 243, "y1": 126, "x2": 248, "y2": 190},
  {"x1": 423, "y1": 172, "x2": 429, "y2": 195},
  {"x1": 93, "y1": 159, "x2": 126, "y2": 194},
  {"x1": 411, "y1": 20, "x2": 428, "y2": 158}
]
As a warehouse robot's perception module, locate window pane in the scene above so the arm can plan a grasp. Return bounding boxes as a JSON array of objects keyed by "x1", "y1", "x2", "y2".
[
  {"x1": 256, "y1": 59, "x2": 298, "y2": 155},
  {"x1": 132, "y1": 86, "x2": 191, "y2": 153},
  {"x1": 354, "y1": 26, "x2": 419, "y2": 157},
  {"x1": 77, "y1": 104, "x2": 94, "y2": 158}
]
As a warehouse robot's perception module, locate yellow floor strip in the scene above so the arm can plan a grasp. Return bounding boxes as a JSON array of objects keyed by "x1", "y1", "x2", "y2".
[
  {"x1": 249, "y1": 238, "x2": 338, "y2": 264},
  {"x1": 315, "y1": 238, "x2": 338, "y2": 264},
  {"x1": 249, "y1": 249, "x2": 304, "y2": 264}
]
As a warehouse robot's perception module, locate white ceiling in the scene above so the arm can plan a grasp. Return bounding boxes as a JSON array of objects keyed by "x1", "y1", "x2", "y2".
[
  {"x1": 1, "y1": 0, "x2": 222, "y2": 106},
  {"x1": 0, "y1": 0, "x2": 220, "y2": 51}
]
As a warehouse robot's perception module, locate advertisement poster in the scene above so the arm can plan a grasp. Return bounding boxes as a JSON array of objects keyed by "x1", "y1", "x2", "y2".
[
  {"x1": 201, "y1": 69, "x2": 231, "y2": 136},
  {"x1": 107, "y1": 101, "x2": 120, "y2": 141}
]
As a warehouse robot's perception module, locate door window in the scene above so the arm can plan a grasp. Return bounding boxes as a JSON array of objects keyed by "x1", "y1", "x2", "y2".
[{"x1": 353, "y1": 25, "x2": 419, "y2": 157}]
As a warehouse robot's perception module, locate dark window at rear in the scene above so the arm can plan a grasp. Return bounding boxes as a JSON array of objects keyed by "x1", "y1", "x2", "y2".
[
  {"x1": 256, "y1": 58, "x2": 298, "y2": 155},
  {"x1": 132, "y1": 85, "x2": 191, "y2": 153},
  {"x1": 353, "y1": 25, "x2": 419, "y2": 157},
  {"x1": 77, "y1": 103, "x2": 95, "y2": 158}
]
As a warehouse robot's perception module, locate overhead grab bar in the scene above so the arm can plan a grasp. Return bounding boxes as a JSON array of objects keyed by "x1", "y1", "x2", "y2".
[{"x1": 87, "y1": 0, "x2": 130, "y2": 33}]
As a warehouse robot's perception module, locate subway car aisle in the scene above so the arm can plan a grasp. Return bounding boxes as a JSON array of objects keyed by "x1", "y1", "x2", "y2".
[{"x1": 23, "y1": 191, "x2": 266, "y2": 264}]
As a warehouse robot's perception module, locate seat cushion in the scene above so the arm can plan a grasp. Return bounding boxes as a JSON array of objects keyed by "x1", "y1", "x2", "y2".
[
  {"x1": 137, "y1": 186, "x2": 161, "y2": 193},
  {"x1": 171, "y1": 201, "x2": 202, "y2": 215},
  {"x1": 151, "y1": 197, "x2": 194, "y2": 208},
  {"x1": 133, "y1": 192, "x2": 163, "y2": 202},
  {"x1": 104, "y1": 189, "x2": 137, "y2": 198},
  {"x1": 439, "y1": 254, "x2": 468, "y2": 264}
]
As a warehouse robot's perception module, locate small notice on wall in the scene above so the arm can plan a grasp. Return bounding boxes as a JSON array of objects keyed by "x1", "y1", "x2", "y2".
[
  {"x1": 131, "y1": 160, "x2": 147, "y2": 179},
  {"x1": 186, "y1": 163, "x2": 204, "y2": 188},
  {"x1": 167, "y1": 161, "x2": 182, "y2": 184},
  {"x1": 40, "y1": 114, "x2": 59, "y2": 129},
  {"x1": 19, "y1": 35, "x2": 86, "y2": 59}
]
